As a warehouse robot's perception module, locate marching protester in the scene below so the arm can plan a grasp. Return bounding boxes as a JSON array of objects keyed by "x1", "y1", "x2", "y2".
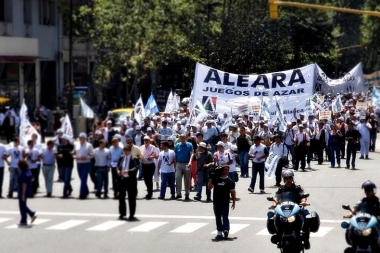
[
  {"x1": 5, "y1": 137, "x2": 25, "y2": 198},
  {"x1": 93, "y1": 139, "x2": 111, "y2": 198},
  {"x1": 24, "y1": 140, "x2": 41, "y2": 198},
  {"x1": 357, "y1": 116, "x2": 371, "y2": 159},
  {"x1": 109, "y1": 137, "x2": 124, "y2": 199},
  {"x1": 40, "y1": 140, "x2": 56, "y2": 197},
  {"x1": 157, "y1": 141, "x2": 176, "y2": 200},
  {"x1": 369, "y1": 113, "x2": 378, "y2": 152},
  {"x1": 248, "y1": 136, "x2": 269, "y2": 194},
  {"x1": 315, "y1": 122, "x2": 329, "y2": 165},
  {"x1": 294, "y1": 125, "x2": 309, "y2": 171},
  {"x1": 345, "y1": 121, "x2": 361, "y2": 169},
  {"x1": 328, "y1": 124, "x2": 342, "y2": 168},
  {"x1": 140, "y1": 136, "x2": 158, "y2": 199},
  {"x1": 236, "y1": 126, "x2": 251, "y2": 178},
  {"x1": 269, "y1": 135, "x2": 288, "y2": 187},
  {"x1": 56, "y1": 135, "x2": 74, "y2": 198},
  {"x1": 0, "y1": 141, "x2": 6, "y2": 198},
  {"x1": 174, "y1": 134, "x2": 193, "y2": 200}
]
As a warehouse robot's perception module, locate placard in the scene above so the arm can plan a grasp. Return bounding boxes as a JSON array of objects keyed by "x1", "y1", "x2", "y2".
[
  {"x1": 319, "y1": 110, "x2": 331, "y2": 120},
  {"x1": 251, "y1": 105, "x2": 261, "y2": 114},
  {"x1": 356, "y1": 101, "x2": 368, "y2": 110}
]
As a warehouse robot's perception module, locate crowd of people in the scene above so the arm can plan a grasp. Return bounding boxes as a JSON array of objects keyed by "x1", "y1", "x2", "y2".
[{"x1": 0, "y1": 91, "x2": 378, "y2": 231}]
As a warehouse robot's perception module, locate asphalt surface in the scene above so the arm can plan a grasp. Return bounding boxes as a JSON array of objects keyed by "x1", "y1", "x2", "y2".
[{"x1": 1, "y1": 138, "x2": 380, "y2": 253}]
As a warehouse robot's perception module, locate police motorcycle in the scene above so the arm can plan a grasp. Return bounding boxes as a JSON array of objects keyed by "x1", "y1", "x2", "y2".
[
  {"x1": 266, "y1": 192, "x2": 319, "y2": 253},
  {"x1": 341, "y1": 203, "x2": 380, "y2": 253}
]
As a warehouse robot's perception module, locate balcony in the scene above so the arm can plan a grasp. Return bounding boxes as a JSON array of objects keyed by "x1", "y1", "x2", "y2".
[{"x1": 0, "y1": 22, "x2": 13, "y2": 36}]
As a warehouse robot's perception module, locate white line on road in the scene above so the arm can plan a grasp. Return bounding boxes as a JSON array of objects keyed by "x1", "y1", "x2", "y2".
[
  {"x1": 46, "y1": 220, "x2": 89, "y2": 230},
  {"x1": 211, "y1": 224, "x2": 250, "y2": 235},
  {"x1": 86, "y1": 221, "x2": 126, "y2": 231},
  {"x1": 5, "y1": 219, "x2": 51, "y2": 229},
  {"x1": 0, "y1": 210, "x2": 343, "y2": 223},
  {"x1": 0, "y1": 218, "x2": 12, "y2": 224},
  {"x1": 256, "y1": 228, "x2": 271, "y2": 236},
  {"x1": 311, "y1": 227, "x2": 334, "y2": 237},
  {"x1": 128, "y1": 222, "x2": 168, "y2": 232},
  {"x1": 170, "y1": 223, "x2": 208, "y2": 233}
]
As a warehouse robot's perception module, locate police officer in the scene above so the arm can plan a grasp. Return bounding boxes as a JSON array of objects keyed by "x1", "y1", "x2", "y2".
[
  {"x1": 270, "y1": 170, "x2": 311, "y2": 249},
  {"x1": 208, "y1": 164, "x2": 236, "y2": 240}
]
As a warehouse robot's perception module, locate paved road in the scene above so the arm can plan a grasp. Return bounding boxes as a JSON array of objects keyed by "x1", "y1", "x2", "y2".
[{"x1": 0, "y1": 140, "x2": 379, "y2": 252}]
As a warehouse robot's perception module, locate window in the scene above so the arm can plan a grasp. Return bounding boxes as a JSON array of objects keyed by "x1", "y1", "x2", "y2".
[
  {"x1": 23, "y1": 0, "x2": 32, "y2": 24},
  {"x1": 0, "y1": 0, "x2": 12, "y2": 22},
  {"x1": 39, "y1": 0, "x2": 55, "y2": 26}
]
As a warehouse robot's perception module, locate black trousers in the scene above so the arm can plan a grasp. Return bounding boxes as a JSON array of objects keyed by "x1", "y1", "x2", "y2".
[
  {"x1": 339, "y1": 137, "x2": 346, "y2": 158},
  {"x1": 275, "y1": 159, "x2": 285, "y2": 184},
  {"x1": 89, "y1": 160, "x2": 97, "y2": 190},
  {"x1": 295, "y1": 146, "x2": 306, "y2": 170},
  {"x1": 111, "y1": 167, "x2": 119, "y2": 197},
  {"x1": 142, "y1": 163, "x2": 155, "y2": 197},
  {"x1": 317, "y1": 141, "x2": 326, "y2": 164},
  {"x1": 31, "y1": 168, "x2": 40, "y2": 195},
  {"x1": 118, "y1": 177, "x2": 137, "y2": 218}
]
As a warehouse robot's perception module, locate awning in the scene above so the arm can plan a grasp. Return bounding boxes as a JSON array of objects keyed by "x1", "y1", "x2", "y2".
[{"x1": 0, "y1": 56, "x2": 37, "y2": 63}]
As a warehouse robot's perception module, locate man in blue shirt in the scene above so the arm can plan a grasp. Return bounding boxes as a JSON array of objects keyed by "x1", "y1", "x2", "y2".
[{"x1": 174, "y1": 134, "x2": 194, "y2": 201}]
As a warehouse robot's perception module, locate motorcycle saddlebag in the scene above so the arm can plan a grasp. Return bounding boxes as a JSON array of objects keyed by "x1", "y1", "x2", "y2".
[
  {"x1": 306, "y1": 211, "x2": 320, "y2": 233},
  {"x1": 267, "y1": 218, "x2": 276, "y2": 235}
]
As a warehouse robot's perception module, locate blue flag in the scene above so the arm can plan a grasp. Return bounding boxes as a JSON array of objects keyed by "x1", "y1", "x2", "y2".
[{"x1": 144, "y1": 94, "x2": 159, "y2": 117}]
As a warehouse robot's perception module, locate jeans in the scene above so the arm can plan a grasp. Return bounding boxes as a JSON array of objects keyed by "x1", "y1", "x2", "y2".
[
  {"x1": 285, "y1": 144, "x2": 295, "y2": 167},
  {"x1": 329, "y1": 145, "x2": 341, "y2": 167},
  {"x1": 96, "y1": 167, "x2": 109, "y2": 196},
  {"x1": 77, "y1": 163, "x2": 91, "y2": 196},
  {"x1": 346, "y1": 143, "x2": 357, "y2": 168},
  {"x1": 0, "y1": 167, "x2": 3, "y2": 196},
  {"x1": 58, "y1": 167, "x2": 64, "y2": 181},
  {"x1": 8, "y1": 167, "x2": 19, "y2": 195},
  {"x1": 175, "y1": 163, "x2": 191, "y2": 196},
  {"x1": 160, "y1": 172, "x2": 175, "y2": 197},
  {"x1": 370, "y1": 133, "x2": 377, "y2": 151},
  {"x1": 214, "y1": 203, "x2": 230, "y2": 232},
  {"x1": 42, "y1": 165, "x2": 55, "y2": 194},
  {"x1": 18, "y1": 197, "x2": 34, "y2": 224},
  {"x1": 228, "y1": 172, "x2": 236, "y2": 183},
  {"x1": 196, "y1": 170, "x2": 211, "y2": 199},
  {"x1": 239, "y1": 151, "x2": 249, "y2": 176},
  {"x1": 62, "y1": 167, "x2": 73, "y2": 196},
  {"x1": 89, "y1": 161, "x2": 97, "y2": 190},
  {"x1": 360, "y1": 138, "x2": 370, "y2": 156},
  {"x1": 250, "y1": 162, "x2": 265, "y2": 191}
]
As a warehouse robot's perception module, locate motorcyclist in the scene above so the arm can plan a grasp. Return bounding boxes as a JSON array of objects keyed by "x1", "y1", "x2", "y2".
[{"x1": 270, "y1": 170, "x2": 310, "y2": 249}]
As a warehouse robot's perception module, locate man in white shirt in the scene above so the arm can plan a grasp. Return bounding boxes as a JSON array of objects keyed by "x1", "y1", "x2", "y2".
[
  {"x1": 40, "y1": 140, "x2": 56, "y2": 197},
  {"x1": 24, "y1": 140, "x2": 41, "y2": 197},
  {"x1": 73, "y1": 132, "x2": 94, "y2": 199},
  {"x1": 0, "y1": 141, "x2": 7, "y2": 198},
  {"x1": 269, "y1": 135, "x2": 288, "y2": 187},
  {"x1": 157, "y1": 142, "x2": 176, "y2": 200},
  {"x1": 357, "y1": 116, "x2": 371, "y2": 159},
  {"x1": 139, "y1": 136, "x2": 158, "y2": 199},
  {"x1": 315, "y1": 122, "x2": 329, "y2": 165},
  {"x1": 294, "y1": 125, "x2": 310, "y2": 171},
  {"x1": 158, "y1": 119, "x2": 173, "y2": 142},
  {"x1": 109, "y1": 137, "x2": 124, "y2": 199},
  {"x1": 248, "y1": 136, "x2": 269, "y2": 194},
  {"x1": 283, "y1": 122, "x2": 296, "y2": 169},
  {"x1": 5, "y1": 137, "x2": 25, "y2": 198},
  {"x1": 93, "y1": 139, "x2": 110, "y2": 198}
]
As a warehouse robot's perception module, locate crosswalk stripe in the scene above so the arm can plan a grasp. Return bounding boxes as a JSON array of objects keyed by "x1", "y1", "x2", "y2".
[
  {"x1": 211, "y1": 224, "x2": 250, "y2": 235},
  {"x1": 86, "y1": 221, "x2": 126, "y2": 231},
  {"x1": 5, "y1": 219, "x2": 51, "y2": 229},
  {"x1": 0, "y1": 218, "x2": 12, "y2": 224},
  {"x1": 256, "y1": 228, "x2": 270, "y2": 235},
  {"x1": 46, "y1": 220, "x2": 89, "y2": 230},
  {"x1": 311, "y1": 227, "x2": 334, "y2": 237},
  {"x1": 170, "y1": 223, "x2": 208, "y2": 233},
  {"x1": 128, "y1": 222, "x2": 168, "y2": 232}
]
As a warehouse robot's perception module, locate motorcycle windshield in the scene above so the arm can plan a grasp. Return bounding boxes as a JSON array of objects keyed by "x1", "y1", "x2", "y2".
[
  {"x1": 356, "y1": 202, "x2": 377, "y2": 216},
  {"x1": 278, "y1": 192, "x2": 297, "y2": 203}
]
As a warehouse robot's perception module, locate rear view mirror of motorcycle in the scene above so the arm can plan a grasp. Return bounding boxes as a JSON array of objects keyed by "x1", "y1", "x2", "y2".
[
  {"x1": 342, "y1": 204, "x2": 351, "y2": 210},
  {"x1": 267, "y1": 197, "x2": 274, "y2": 201}
]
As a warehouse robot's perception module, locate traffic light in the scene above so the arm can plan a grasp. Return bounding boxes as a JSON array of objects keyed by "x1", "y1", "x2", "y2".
[{"x1": 269, "y1": 0, "x2": 279, "y2": 19}]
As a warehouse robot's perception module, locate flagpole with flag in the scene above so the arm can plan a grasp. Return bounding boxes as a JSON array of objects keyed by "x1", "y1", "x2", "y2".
[
  {"x1": 165, "y1": 91, "x2": 174, "y2": 112},
  {"x1": 19, "y1": 100, "x2": 41, "y2": 147},
  {"x1": 80, "y1": 97, "x2": 94, "y2": 118},
  {"x1": 60, "y1": 114, "x2": 74, "y2": 141},
  {"x1": 134, "y1": 95, "x2": 145, "y2": 125},
  {"x1": 144, "y1": 93, "x2": 159, "y2": 117}
]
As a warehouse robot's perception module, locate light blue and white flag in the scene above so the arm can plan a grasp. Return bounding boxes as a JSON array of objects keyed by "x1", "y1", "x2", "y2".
[
  {"x1": 372, "y1": 88, "x2": 380, "y2": 108},
  {"x1": 275, "y1": 101, "x2": 286, "y2": 132},
  {"x1": 80, "y1": 98, "x2": 94, "y2": 118},
  {"x1": 260, "y1": 100, "x2": 271, "y2": 120},
  {"x1": 144, "y1": 94, "x2": 159, "y2": 117},
  {"x1": 304, "y1": 97, "x2": 315, "y2": 118}
]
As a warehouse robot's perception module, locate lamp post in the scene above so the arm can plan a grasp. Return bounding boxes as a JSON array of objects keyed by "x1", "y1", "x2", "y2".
[{"x1": 67, "y1": 0, "x2": 74, "y2": 117}]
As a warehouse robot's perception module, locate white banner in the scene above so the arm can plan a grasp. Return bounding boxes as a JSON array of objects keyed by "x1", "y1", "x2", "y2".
[
  {"x1": 364, "y1": 70, "x2": 380, "y2": 88},
  {"x1": 80, "y1": 98, "x2": 94, "y2": 118},
  {"x1": 19, "y1": 101, "x2": 41, "y2": 147},
  {"x1": 265, "y1": 152, "x2": 281, "y2": 179},
  {"x1": 192, "y1": 63, "x2": 315, "y2": 120},
  {"x1": 316, "y1": 63, "x2": 364, "y2": 94},
  {"x1": 60, "y1": 114, "x2": 73, "y2": 139}
]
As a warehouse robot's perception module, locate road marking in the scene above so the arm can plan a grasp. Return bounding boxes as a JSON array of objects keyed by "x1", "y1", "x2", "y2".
[
  {"x1": 86, "y1": 221, "x2": 126, "y2": 231},
  {"x1": 5, "y1": 219, "x2": 51, "y2": 229},
  {"x1": 170, "y1": 223, "x2": 208, "y2": 233},
  {"x1": 256, "y1": 228, "x2": 270, "y2": 235},
  {"x1": 46, "y1": 220, "x2": 89, "y2": 230},
  {"x1": 211, "y1": 224, "x2": 250, "y2": 235},
  {"x1": 0, "y1": 218, "x2": 12, "y2": 224},
  {"x1": 0, "y1": 211, "x2": 343, "y2": 223},
  {"x1": 128, "y1": 222, "x2": 168, "y2": 232},
  {"x1": 311, "y1": 227, "x2": 334, "y2": 237}
]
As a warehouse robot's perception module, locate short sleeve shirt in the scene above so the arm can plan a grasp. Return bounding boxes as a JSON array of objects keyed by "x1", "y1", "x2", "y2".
[{"x1": 212, "y1": 176, "x2": 235, "y2": 205}]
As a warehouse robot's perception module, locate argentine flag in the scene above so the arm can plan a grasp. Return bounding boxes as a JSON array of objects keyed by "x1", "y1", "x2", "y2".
[{"x1": 144, "y1": 94, "x2": 159, "y2": 117}]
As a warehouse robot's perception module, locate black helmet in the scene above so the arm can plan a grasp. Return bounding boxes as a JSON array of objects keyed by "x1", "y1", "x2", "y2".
[
  {"x1": 281, "y1": 170, "x2": 294, "y2": 178},
  {"x1": 362, "y1": 180, "x2": 377, "y2": 192}
]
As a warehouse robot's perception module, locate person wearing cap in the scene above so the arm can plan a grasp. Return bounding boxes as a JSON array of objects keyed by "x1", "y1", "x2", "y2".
[
  {"x1": 174, "y1": 134, "x2": 194, "y2": 200},
  {"x1": 259, "y1": 124, "x2": 273, "y2": 147},
  {"x1": 248, "y1": 136, "x2": 268, "y2": 193},
  {"x1": 190, "y1": 142, "x2": 214, "y2": 201},
  {"x1": 117, "y1": 145, "x2": 139, "y2": 220},
  {"x1": 236, "y1": 126, "x2": 252, "y2": 178},
  {"x1": 213, "y1": 141, "x2": 233, "y2": 168},
  {"x1": 103, "y1": 111, "x2": 115, "y2": 127},
  {"x1": 109, "y1": 137, "x2": 124, "y2": 199},
  {"x1": 345, "y1": 121, "x2": 361, "y2": 169},
  {"x1": 55, "y1": 135, "x2": 74, "y2": 198},
  {"x1": 93, "y1": 139, "x2": 111, "y2": 198},
  {"x1": 369, "y1": 113, "x2": 378, "y2": 152},
  {"x1": 73, "y1": 133, "x2": 94, "y2": 199},
  {"x1": 104, "y1": 120, "x2": 117, "y2": 147},
  {"x1": 157, "y1": 142, "x2": 176, "y2": 200},
  {"x1": 294, "y1": 125, "x2": 310, "y2": 171},
  {"x1": 140, "y1": 136, "x2": 158, "y2": 199},
  {"x1": 39, "y1": 140, "x2": 56, "y2": 197},
  {"x1": 315, "y1": 122, "x2": 329, "y2": 165},
  {"x1": 357, "y1": 116, "x2": 372, "y2": 159}
]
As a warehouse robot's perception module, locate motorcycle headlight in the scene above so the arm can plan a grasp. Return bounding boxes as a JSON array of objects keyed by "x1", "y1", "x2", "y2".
[
  {"x1": 288, "y1": 216, "x2": 296, "y2": 223},
  {"x1": 362, "y1": 228, "x2": 372, "y2": 236}
]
